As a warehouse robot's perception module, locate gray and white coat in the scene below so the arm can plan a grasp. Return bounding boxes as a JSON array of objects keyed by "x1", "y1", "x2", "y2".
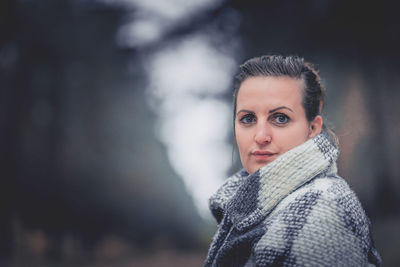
[{"x1": 204, "y1": 133, "x2": 381, "y2": 267}]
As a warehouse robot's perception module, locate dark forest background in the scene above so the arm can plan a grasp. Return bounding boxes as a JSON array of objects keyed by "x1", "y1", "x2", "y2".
[{"x1": 1, "y1": 0, "x2": 400, "y2": 266}]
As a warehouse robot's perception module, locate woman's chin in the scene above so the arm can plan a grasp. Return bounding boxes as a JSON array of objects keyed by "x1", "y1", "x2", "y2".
[{"x1": 247, "y1": 160, "x2": 275, "y2": 174}]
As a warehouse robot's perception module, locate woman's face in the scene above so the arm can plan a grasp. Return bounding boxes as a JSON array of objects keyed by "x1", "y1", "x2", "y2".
[{"x1": 235, "y1": 76, "x2": 322, "y2": 174}]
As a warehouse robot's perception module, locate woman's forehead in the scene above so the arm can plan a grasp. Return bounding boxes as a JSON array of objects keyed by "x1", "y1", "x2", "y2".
[{"x1": 236, "y1": 76, "x2": 304, "y2": 110}]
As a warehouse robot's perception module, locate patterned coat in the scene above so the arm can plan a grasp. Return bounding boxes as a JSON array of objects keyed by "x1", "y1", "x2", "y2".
[{"x1": 204, "y1": 133, "x2": 381, "y2": 267}]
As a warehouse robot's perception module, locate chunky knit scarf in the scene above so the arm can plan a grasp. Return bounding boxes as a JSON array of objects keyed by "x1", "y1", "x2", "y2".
[{"x1": 204, "y1": 132, "x2": 381, "y2": 267}]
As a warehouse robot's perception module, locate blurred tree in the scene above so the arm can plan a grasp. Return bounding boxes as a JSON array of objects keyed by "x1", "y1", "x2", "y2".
[{"x1": 0, "y1": 0, "x2": 204, "y2": 263}]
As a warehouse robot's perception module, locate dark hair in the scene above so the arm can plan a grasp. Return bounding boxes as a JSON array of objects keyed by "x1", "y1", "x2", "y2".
[{"x1": 233, "y1": 55, "x2": 337, "y2": 144}]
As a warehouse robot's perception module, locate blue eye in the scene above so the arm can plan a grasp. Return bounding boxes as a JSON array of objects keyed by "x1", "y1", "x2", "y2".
[
  {"x1": 239, "y1": 114, "x2": 256, "y2": 124},
  {"x1": 273, "y1": 113, "x2": 289, "y2": 124}
]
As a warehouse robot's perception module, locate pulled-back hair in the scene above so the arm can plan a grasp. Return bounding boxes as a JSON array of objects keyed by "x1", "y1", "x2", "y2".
[{"x1": 233, "y1": 55, "x2": 337, "y2": 145}]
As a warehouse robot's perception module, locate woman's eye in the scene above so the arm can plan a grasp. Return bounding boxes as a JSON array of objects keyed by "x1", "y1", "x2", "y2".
[
  {"x1": 272, "y1": 113, "x2": 289, "y2": 124},
  {"x1": 239, "y1": 114, "x2": 256, "y2": 124}
]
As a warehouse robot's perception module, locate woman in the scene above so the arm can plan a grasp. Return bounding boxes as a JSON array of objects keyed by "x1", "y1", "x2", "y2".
[{"x1": 204, "y1": 55, "x2": 381, "y2": 266}]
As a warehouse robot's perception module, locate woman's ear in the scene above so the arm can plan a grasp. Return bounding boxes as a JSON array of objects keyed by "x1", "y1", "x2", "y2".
[{"x1": 309, "y1": 115, "x2": 323, "y2": 138}]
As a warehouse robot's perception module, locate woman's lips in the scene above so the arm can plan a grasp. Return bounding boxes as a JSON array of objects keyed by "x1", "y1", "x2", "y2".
[{"x1": 251, "y1": 151, "x2": 277, "y2": 161}]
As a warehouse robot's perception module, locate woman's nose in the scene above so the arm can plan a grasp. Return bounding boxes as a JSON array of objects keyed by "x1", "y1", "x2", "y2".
[{"x1": 254, "y1": 122, "x2": 272, "y2": 144}]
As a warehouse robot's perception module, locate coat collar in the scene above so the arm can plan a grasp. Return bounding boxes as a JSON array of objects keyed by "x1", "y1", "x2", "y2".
[{"x1": 210, "y1": 132, "x2": 339, "y2": 231}]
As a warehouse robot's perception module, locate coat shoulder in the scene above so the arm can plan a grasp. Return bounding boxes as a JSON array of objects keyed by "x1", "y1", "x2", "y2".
[{"x1": 251, "y1": 175, "x2": 381, "y2": 266}]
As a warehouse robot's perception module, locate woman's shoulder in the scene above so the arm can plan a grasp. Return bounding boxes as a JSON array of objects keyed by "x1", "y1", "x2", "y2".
[
  {"x1": 304, "y1": 174, "x2": 366, "y2": 214},
  {"x1": 261, "y1": 173, "x2": 374, "y2": 250},
  {"x1": 283, "y1": 172, "x2": 359, "y2": 202},
  {"x1": 280, "y1": 174, "x2": 368, "y2": 222},
  {"x1": 252, "y1": 175, "x2": 381, "y2": 266},
  {"x1": 307, "y1": 175, "x2": 373, "y2": 239}
]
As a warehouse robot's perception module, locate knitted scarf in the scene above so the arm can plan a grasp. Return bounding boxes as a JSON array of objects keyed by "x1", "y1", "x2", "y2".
[{"x1": 205, "y1": 132, "x2": 381, "y2": 266}]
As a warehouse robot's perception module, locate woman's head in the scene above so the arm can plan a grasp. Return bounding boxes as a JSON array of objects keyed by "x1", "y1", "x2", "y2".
[{"x1": 233, "y1": 55, "x2": 330, "y2": 174}]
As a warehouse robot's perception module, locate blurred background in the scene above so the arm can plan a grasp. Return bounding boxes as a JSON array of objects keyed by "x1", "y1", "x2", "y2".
[{"x1": 1, "y1": 0, "x2": 400, "y2": 266}]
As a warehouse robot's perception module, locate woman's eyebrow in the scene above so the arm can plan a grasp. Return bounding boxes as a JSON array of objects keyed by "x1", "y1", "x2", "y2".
[
  {"x1": 269, "y1": 106, "x2": 294, "y2": 113},
  {"x1": 236, "y1": 109, "x2": 254, "y2": 115}
]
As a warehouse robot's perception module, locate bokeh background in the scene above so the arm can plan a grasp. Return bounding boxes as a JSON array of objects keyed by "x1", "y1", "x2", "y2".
[{"x1": 1, "y1": 0, "x2": 400, "y2": 266}]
